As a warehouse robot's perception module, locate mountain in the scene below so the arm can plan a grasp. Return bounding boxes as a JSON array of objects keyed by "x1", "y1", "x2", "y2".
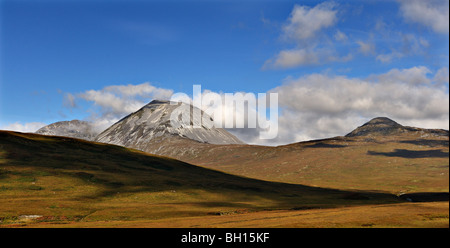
[
  {"x1": 345, "y1": 117, "x2": 449, "y2": 137},
  {"x1": 95, "y1": 100, "x2": 244, "y2": 152},
  {"x1": 35, "y1": 120, "x2": 99, "y2": 141}
]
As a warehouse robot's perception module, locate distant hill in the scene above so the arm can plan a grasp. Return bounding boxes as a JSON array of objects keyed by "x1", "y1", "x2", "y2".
[
  {"x1": 95, "y1": 100, "x2": 243, "y2": 152},
  {"x1": 346, "y1": 117, "x2": 449, "y2": 137},
  {"x1": 35, "y1": 120, "x2": 99, "y2": 141}
]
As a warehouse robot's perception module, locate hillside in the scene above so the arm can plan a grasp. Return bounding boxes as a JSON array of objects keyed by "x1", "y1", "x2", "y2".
[
  {"x1": 146, "y1": 118, "x2": 449, "y2": 194},
  {"x1": 0, "y1": 130, "x2": 403, "y2": 226}
]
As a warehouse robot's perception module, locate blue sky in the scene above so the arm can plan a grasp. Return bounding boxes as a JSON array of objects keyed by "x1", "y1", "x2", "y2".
[{"x1": 0, "y1": 0, "x2": 449, "y2": 145}]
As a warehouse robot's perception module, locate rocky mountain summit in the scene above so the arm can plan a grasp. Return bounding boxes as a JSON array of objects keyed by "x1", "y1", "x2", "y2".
[
  {"x1": 345, "y1": 117, "x2": 449, "y2": 137},
  {"x1": 94, "y1": 100, "x2": 243, "y2": 151},
  {"x1": 35, "y1": 120, "x2": 99, "y2": 141}
]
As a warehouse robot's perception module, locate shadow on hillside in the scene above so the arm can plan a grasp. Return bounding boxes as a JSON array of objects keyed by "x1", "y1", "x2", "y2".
[
  {"x1": 399, "y1": 192, "x2": 449, "y2": 202},
  {"x1": 398, "y1": 139, "x2": 449, "y2": 148},
  {"x1": 305, "y1": 143, "x2": 347, "y2": 148},
  {"x1": 367, "y1": 149, "x2": 449, "y2": 158}
]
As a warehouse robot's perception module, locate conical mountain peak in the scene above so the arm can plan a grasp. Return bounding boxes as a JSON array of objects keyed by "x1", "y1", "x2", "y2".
[
  {"x1": 146, "y1": 99, "x2": 171, "y2": 105},
  {"x1": 364, "y1": 117, "x2": 401, "y2": 126},
  {"x1": 95, "y1": 100, "x2": 243, "y2": 150},
  {"x1": 346, "y1": 117, "x2": 405, "y2": 137}
]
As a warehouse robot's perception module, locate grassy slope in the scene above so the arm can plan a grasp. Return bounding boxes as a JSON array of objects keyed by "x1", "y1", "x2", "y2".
[
  {"x1": 148, "y1": 135, "x2": 449, "y2": 195},
  {"x1": 0, "y1": 131, "x2": 406, "y2": 227}
]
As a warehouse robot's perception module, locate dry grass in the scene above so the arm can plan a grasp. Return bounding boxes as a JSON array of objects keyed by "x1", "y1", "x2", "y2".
[{"x1": 6, "y1": 202, "x2": 448, "y2": 228}]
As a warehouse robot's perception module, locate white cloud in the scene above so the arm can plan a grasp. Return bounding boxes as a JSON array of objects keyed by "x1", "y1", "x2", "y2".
[
  {"x1": 419, "y1": 37, "x2": 430, "y2": 48},
  {"x1": 282, "y1": 2, "x2": 338, "y2": 42},
  {"x1": 334, "y1": 30, "x2": 348, "y2": 42},
  {"x1": 1, "y1": 122, "x2": 47, "y2": 133},
  {"x1": 263, "y1": 48, "x2": 353, "y2": 69},
  {"x1": 79, "y1": 90, "x2": 143, "y2": 117},
  {"x1": 75, "y1": 82, "x2": 173, "y2": 117},
  {"x1": 375, "y1": 19, "x2": 387, "y2": 31},
  {"x1": 400, "y1": 33, "x2": 429, "y2": 54},
  {"x1": 371, "y1": 66, "x2": 432, "y2": 85},
  {"x1": 357, "y1": 40, "x2": 375, "y2": 55},
  {"x1": 398, "y1": 0, "x2": 449, "y2": 34},
  {"x1": 103, "y1": 83, "x2": 173, "y2": 98},
  {"x1": 376, "y1": 52, "x2": 403, "y2": 63},
  {"x1": 374, "y1": 27, "x2": 431, "y2": 63},
  {"x1": 376, "y1": 51, "x2": 404, "y2": 63},
  {"x1": 263, "y1": 48, "x2": 319, "y2": 69},
  {"x1": 63, "y1": 93, "x2": 76, "y2": 108},
  {"x1": 264, "y1": 0, "x2": 448, "y2": 71},
  {"x1": 434, "y1": 67, "x2": 450, "y2": 85},
  {"x1": 263, "y1": 2, "x2": 353, "y2": 69}
]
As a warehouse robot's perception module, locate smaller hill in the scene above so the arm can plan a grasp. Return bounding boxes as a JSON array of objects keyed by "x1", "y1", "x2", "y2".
[
  {"x1": 35, "y1": 120, "x2": 99, "y2": 141},
  {"x1": 345, "y1": 117, "x2": 449, "y2": 137}
]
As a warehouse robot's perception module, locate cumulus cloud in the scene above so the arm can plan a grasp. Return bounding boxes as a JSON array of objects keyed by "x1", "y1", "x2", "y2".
[
  {"x1": 63, "y1": 93, "x2": 77, "y2": 108},
  {"x1": 76, "y1": 82, "x2": 172, "y2": 116},
  {"x1": 370, "y1": 66, "x2": 432, "y2": 85},
  {"x1": 398, "y1": 0, "x2": 449, "y2": 34},
  {"x1": 375, "y1": 32, "x2": 430, "y2": 63},
  {"x1": 433, "y1": 67, "x2": 450, "y2": 85},
  {"x1": 334, "y1": 30, "x2": 348, "y2": 42},
  {"x1": 376, "y1": 51, "x2": 404, "y2": 63},
  {"x1": 263, "y1": 2, "x2": 347, "y2": 69},
  {"x1": 102, "y1": 83, "x2": 173, "y2": 98},
  {"x1": 79, "y1": 90, "x2": 142, "y2": 117},
  {"x1": 1, "y1": 122, "x2": 47, "y2": 133},
  {"x1": 263, "y1": 48, "x2": 319, "y2": 69},
  {"x1": 357, "y1": 40, "x2": 375, "y2": 56},
  {"x1": 282, "y1": 2, "x2": 338, "y2": 42},
  {"x1": 264, "y1": 47, "x2": 353, "y2": 69},
  {"x1": 264, "y1": 1, "x2": 448, "y2": 70}
]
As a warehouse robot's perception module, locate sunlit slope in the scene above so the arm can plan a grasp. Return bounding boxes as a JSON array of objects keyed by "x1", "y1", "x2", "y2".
[{"x1": 0, "y1": 131, "x2": 401, "y2": 225}]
